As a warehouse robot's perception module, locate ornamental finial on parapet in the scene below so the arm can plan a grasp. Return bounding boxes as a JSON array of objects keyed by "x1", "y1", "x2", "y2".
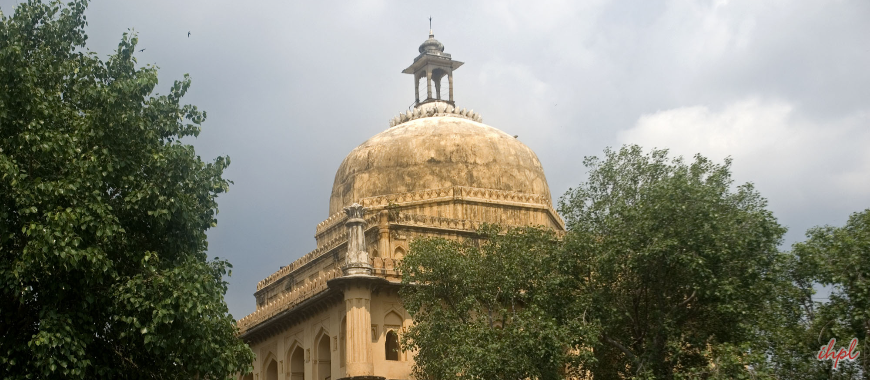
[{"x1": 344, "y1": 203, "x2": 366, "y2": 220}]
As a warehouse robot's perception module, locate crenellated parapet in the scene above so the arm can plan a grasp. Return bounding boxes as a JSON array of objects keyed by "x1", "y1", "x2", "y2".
[
  {"x1": 389, "y1": 102, "x2": 481, "y2": 128},
  {"x1": 239, "y1": 266, "x2": 343, "y2": 333}
]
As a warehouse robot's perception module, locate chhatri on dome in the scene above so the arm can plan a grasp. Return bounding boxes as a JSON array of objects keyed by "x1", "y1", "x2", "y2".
[{"x1": 402, "y1": 30, "x2": 463, "y2": 105}]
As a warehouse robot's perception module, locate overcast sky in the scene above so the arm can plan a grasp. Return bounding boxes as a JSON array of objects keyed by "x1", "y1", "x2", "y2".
[{"x1": 3, "y1": 0, "x2": 868, "y2": 319}]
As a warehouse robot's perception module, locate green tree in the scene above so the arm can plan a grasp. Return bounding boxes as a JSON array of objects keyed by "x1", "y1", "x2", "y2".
[
  {"x1": 0, "y1": 1, "x2": 254, "y2": 378},
  {"x1": 793, "y1": 209, "x2": 870, "y2": 379},
  {"x1": 559, "y1": 145, "x2": 789, "y2": 379},
  {"x1": 399, "y1": 145, "x2": 807, "y2": 379},
  {"x1": 739, "y1": 234, "x2": 868, "y2": 380},
  {"x1": 398, "y1": 225, "x2": 598, "y2": 380}
]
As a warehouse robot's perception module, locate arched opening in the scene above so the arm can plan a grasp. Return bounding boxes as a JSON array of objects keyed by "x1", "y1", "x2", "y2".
[
  {"x1": 393, "y1": 246, "x2": 405, "y2": 260},
  {"x1": 415, "y1": 74, "x2": 424, "y2": 103},
  {"x1": 265, "y1": 358, "x2": 278, "y2": 380},
  {"x1": 432, "y1": 68, "x2": 448, "y2": 100},
  {"x1": 289, "y1": 345, "x2": 304, "y2": 380},
  {"x1": 385, "y1": 330, "x2": 399, "y2": 361},
  {"x1": 242, "y1": 373, "x2": 253, "y2": 380},
  {"x1": 316, "y1": 332, "x2": 331, "y2": 380},
  {"x1": 340, "y1": 317, "x2": 347, "y2": 367}
]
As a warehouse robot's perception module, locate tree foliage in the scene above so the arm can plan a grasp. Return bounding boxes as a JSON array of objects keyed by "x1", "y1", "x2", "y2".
[
  {"x1": 400, "y1": 145, "x2": 816, "y2": 379},
  {"x1": 793, "y1": 209, "x2": 870, "y2": 379},
  {"x1": 0, "y1": 1, "x2": 253, "y2": 378},
  {"x1": 399, "y1": 226, "x2": 597, "y2": 380},
  {"x1": 559, "y1": 145, "x2": 789, "y2": 379}
]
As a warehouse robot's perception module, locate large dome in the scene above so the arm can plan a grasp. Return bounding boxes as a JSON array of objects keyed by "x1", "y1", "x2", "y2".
[{"x1": 329, "y1": 106, "x2": 553, "y2": 216}]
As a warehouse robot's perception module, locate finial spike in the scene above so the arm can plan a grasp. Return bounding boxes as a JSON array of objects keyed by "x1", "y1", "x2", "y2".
[{"x1": 429, "y1": 16, "x2": 433, "y2": 37}]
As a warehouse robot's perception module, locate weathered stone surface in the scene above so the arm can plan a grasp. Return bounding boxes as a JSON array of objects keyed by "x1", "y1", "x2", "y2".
[{"x1": 329, "y1": 113, "x2": 552, "y2": 216}]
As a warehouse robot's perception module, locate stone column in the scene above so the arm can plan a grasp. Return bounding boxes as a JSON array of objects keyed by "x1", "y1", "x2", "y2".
[
  {"x1": 343, "y1": 204, "x2": 372, "y2": 276},
  {"x1": 448, "y1": 71, "x2": 454, "y2": 102},
  {"x1": 344, "y1": 283, "x2": 374, "y2": 377},
  {"x1": 426, "y1": 69, "x2": 432, "y2": 100},
  {"x1": 414, "y1": 74, "x2": 420, "y2": 103}
]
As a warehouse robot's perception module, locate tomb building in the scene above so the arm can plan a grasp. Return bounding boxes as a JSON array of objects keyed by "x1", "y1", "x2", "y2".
[{"x1": 237, "y1": 30, "x2": 564, "y2": 380}]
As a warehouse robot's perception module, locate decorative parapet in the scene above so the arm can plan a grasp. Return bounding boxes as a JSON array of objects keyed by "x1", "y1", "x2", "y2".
[
  {"x1": 265, "y1": 186, "x2": 562, "y2": 293},
  {"x1": 317, "y1": 186, "x2": 554, "y2": 237},
  {"x1": 390, "y1": 212, "x2": 549, "y2": 232},
  {"x1": 239, "y1": 266, "x2": 343, "y2": 333},
  {"x1": 389, "y1": 102, "x2": 482, "y2": 128},
  {"x1": 258, "y1": 212, "x2": 380, "y2": 292},
  {"x1": 393, "y1": 213, "x2": 482, "y2": 231},
  {"x1": 315, "y1": 211, "x2": 347, "y2": 235},
  {"x1": 362, "y1": 185, "x2": 554, "y2": 209},
  {"x1": 255, "y1": 231, "x2": 346, "y2": 291}
]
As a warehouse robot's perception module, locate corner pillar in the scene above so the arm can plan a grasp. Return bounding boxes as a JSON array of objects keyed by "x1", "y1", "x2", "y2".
[
  {"x1": 448, "y1": 71, "x2": 454, "y2": 102},
  {"x1": 426, "y1": 69, "x2": 432, "y2": 100},
  {"x1": 343, "y1": 283, "x2": 374, "y2": 377},
  {"x1": 414, "y1": 74, "x2": 420, "y2": 104},
  {"x1": 331, "y1": 204, "x2": 386, "y2": 380}
]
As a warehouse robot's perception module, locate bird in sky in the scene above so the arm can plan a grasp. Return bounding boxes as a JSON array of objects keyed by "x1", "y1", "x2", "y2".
[
  {"x1": 138, "y1": 48, "x2": 145, "y2": 52},
  {"x1": 187, "y1": 31, "x2": 191, "y2": 38}
]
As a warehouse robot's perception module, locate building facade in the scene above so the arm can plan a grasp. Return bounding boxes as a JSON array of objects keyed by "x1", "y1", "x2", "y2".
[{"x1": 237, "y1": 31, "x2": 564, "y2": 380}]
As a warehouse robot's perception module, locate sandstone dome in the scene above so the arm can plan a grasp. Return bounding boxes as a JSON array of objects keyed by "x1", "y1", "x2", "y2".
[{"x1": 328, "y1": 102, "x2": 553, "y2": 216}]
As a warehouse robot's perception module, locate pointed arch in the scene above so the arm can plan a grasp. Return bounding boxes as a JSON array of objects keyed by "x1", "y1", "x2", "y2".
[
  {"x1": 286, "y1": 340, "x2": 305, "y2": 380},
  {"x1": 384, "y1": 309, "x2": 404, "y2": 361},
  {"x1": 314, "y1": 328, "x2": 332, "y2": 380},
  {"x1": 385, "y1": 330, "x2": 399, "y2": 361},
  {"x1": 393, "y1": 246, "x2": 405, "y2": 260},
  {"x1": 262, "y1": 352, "x2": 279, "y2": 380}
]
